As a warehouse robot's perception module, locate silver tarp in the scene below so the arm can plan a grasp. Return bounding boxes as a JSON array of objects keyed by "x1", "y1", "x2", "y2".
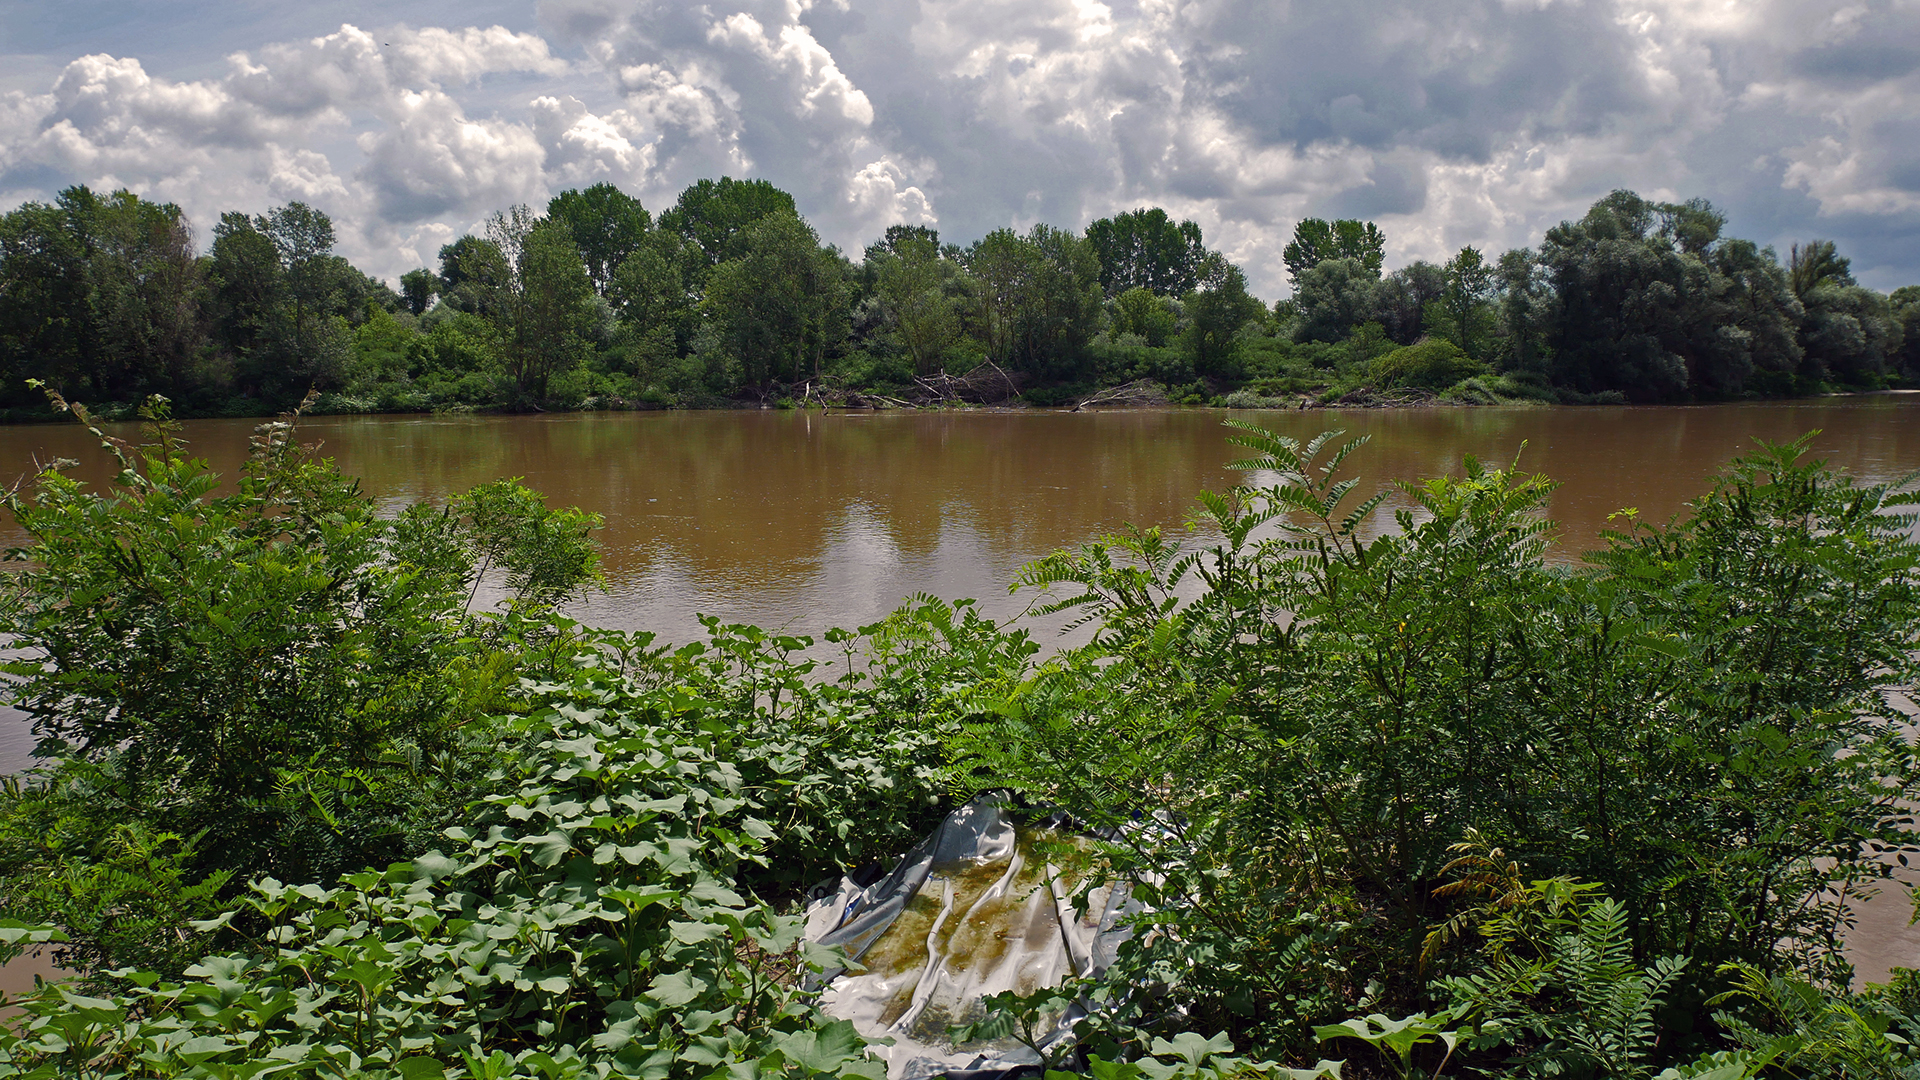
[{"x1": 802, "y1": 794, "x2": 1139, "y2": 1080}]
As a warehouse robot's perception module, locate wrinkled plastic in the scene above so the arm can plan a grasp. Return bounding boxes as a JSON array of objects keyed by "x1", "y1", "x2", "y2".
[{"x1": 803, "y1": 794, "x2": 1138, "y2": 1080}]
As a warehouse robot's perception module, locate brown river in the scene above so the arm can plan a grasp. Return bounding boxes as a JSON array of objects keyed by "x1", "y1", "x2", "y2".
[{"x1": 1, "y1": 397, "x2": 1918, "y2": 989}]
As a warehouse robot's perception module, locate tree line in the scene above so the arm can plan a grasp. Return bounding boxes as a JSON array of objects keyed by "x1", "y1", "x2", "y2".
[{"x1": 2, "y1": 180, "x2": 1916, "y2": 415}]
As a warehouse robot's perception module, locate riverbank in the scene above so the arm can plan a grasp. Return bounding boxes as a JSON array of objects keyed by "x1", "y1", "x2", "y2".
[{"x1": 12, "y1": 375, "x2": 1911, "y2": 426}]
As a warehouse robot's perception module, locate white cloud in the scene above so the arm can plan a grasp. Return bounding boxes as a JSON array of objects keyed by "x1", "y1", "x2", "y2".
[
  {"x1": 532, "y1": 94, "x2": 654, "y2": 186},
  {"x1": 356, "y1": 88, "x2": 546, "y2": 219},
  {"x1": 845, "y1": 158, "x2": 936, "y2": 236},
  {"x1": 3, "y1": 0, "x2": 1920, "y2": 289}
]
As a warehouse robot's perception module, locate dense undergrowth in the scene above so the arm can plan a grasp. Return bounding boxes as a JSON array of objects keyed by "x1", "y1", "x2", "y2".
[{"x1": 0, "y1": 393, "x2": 1917, "y2": 1078}]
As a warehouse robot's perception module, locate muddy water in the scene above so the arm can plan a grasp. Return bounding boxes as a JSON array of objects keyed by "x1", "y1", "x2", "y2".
[{"x1": 1, "y1": 397, "x2": 1919, "y2": 988}]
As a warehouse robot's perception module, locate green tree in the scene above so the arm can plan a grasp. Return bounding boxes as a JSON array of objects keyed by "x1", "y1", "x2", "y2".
[
  {"x1": 1374, "y1": 260, "x2": 1448, "y2": 345},
  {"x1": 1283, "y1": 218, "x2": 1387, "y2": 282},
  {"x1": 1710, "y1": 239, "x2": 1804, "y2": 392},
  {"x1": 0, "y1": 391, "x2": 603, "y2": 912},
  {"x1": 0, "y1": 195, "x2": 94, "y2": 403},
  {"x1": 702, "y1": 212, "x2": 849, "y2": 385},
  {"x1": 1657, "y1": 196, "x2": 1727, "y2": 256},
  {"x1": 204, "y1": 201, "x2": 366, "y2": 398},
  {"x1": 546, "y1": 182, "x2": 652, "y2": 295},
  {"x1": 961, "y1": 228, "x2": 1033, "y2": 366},
  {"x1": 437, "y1": 234, "x2": 507, "y2": 314},
  {"x1": 0, "y1": 187, "x2": 208, "y2": 405},
  {"x1": 1788, "y1": 239, "x2": 1852, "y2": 301},
  {"x1": 347, "y1": 302, "x2": 416, "y2": 390},
  {"x1": 661, "y1": 176, "x2": 799, "y2": 273},
  {"x1": 207, "y1": 211, "x2": 286, "y2": 381},
  {"x1": 1290, "y1": 256, "x2": 1383, "y2": 343},
  {"x1": 1110, "y1": 286, "x2": 1178, "y2": 347},
  {"x1": 1799, "y1": 283, "x2": 1903, "y2": 387},
  {"x1": 259, "y1": 202, "x2": 339, "y2": 369},
  {"x1": 865, "y1": 224, "x2": 939, "y2": 260},
  {"x1": 874, "y1": 230, "x2": 963, "y2": 375},
  {"x1": 1539, "y1": 190, "x2": 1728, "y2": 400},
  {"x1": 963, "y1": 225, "x2": 1102, "y2": 377},
  {"x1": 1891, "y1": 285, "x2": 1920, "y2": 381},
  {"x1": 608, "y1": 230, "x2": 697, "y2": 379},
  {"x1": 1181, "y1": 253, "x2": 1264, "y2": 377},
  {"x1": 1084, "y1": 207, "x2": 1207, "y2": 296},
  {"x1": 398, "y1": 267, "x2": 439, "y2": 316},
  {"x1": 471, "y1": 207, "x2": 597, "y2": 400},
  {"x1": 1494, "y1": 248, "x2": 1554, "y2": 377},
  {"x1": 1431, "y1": 246, "x2": 1496, "y2": 360}
]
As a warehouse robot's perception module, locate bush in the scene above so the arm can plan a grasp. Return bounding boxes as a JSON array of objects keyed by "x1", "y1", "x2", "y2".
[
  {"x1": 0, "y1": 390, "x2": 603, "y2": 976},
  {"x1": 961, "y1": 425, "x2": 1920, "y2": 1059},
  {"x1": 1370, "y1": 337, "x2": 1488, "y2": 389},
  {"x1": 0, "y1": 674, "x2": 889, "y2": 1079}
]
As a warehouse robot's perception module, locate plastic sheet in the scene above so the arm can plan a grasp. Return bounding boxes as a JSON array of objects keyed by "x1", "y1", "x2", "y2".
[{"x1": 802, "y1": 794, "x2": 1138, "y2": 1080}]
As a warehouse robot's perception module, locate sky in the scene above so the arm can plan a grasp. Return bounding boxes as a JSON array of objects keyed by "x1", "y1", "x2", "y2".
[{"x1": 4, "y1": 0, "x2": 1920, "y2": 298}]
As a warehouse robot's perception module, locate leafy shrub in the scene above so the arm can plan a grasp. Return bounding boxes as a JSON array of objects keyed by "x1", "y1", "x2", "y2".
[
  {"x1": 956, "y1": 424, "x2": 1920, "y2": 1062},
  {"x1": 1370, "y1": 337, "x2": 1488, "y2": 389},
  {"x1": 0, "y1": 671, "x2": 888, "y2": 1079},
  {"x1": 0, "y1": 391, "x2": 604, "y2": 976}
]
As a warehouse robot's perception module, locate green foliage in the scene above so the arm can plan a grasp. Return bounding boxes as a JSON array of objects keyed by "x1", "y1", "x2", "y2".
[
  {"x1": 963, "y1": 224, "x2": 1105, "y2": 378},
  {"x1": 702, "y1": 214, "x2": 848, "y2": 387},
  {"x1": 1111, "y1": 288, "x2": 1179, "y2": 348},
  {"x1": 546, "y1": 183, "x2": 652, "y2": 296},
  {"x1": 952, "y1": 421, "x2": 1920, "y2": 1066},
  {"x1": 1702, "y1": 963, "x2": 1920, "y2": 1078},
  {"x1": 1182, "y1": 256, "x2": 1265, "y2": 377},
  {"x1": 5, "y1": 415, "x2": 1920, "y2": 1080},
  {"x1": 5, "y1": 178, "x2": 1914, "y2": 411},
  {"x1": 661, "y1": 177, "x2": 800, "y2": 274},
  {"x1": 477, "y1": 209, "x2": 597, "y2": 402},
  {"x1": 1313, "y1": 1013, "x2": 1462, "y2": 1080},
  {"x1": 1290, "y1": 258, "x2": 1384, "y2": 344},
  {"x1": 1284, "y1": 219, "x2": 1386, "y2": 282},
  {"x1": 0, "y1": 391, "x2": 605, "y2": 975},
  {"x1": 0, "y1": 675, "x2": 888, "y2": 1079},
  {"x1": 872, "y1": 231, "x2": 963, "y2": 375},
  {"x1": 1430, "y1": 247, "x2": 1496, "y2": 361},
  {"x1": 1085, "y1": 209, "x2": 1209, "y2": 298},
  {"x1": 1370, "y1": 338, "x2": 1487, "y2": 390},
  {"x1": 1438, "y1": 885, "x2": 1688, "y2": 1079},
  {"x1": 400, "y1": 268, "x2": 440, "y2": 316}
]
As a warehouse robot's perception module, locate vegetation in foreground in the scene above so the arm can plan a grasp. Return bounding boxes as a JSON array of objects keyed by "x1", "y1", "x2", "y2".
[
  {"x1": 0, "y1": 396, "x2": 1917, "y2": 1078},
  {"x1": 4, "y1": 180, "x2": 1919, "y2": 421}
]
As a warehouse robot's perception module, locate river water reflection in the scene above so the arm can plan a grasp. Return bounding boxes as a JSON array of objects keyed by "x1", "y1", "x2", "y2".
[
  {"x1": 2, "y1": 398, "x2": 1919, "y2": 981},
  {"x1": 7, "y1": 399, "x2": 1920, "y2": 653}
]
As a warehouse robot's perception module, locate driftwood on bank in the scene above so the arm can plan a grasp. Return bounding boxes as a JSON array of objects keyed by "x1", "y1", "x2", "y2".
[
  {"x1": 913, "y1": 361, "x2": 1021, "y2": 405},
  {"x1": 783, "y1": 362, "x2": 1024, "y2": 410},
  {"x1": 1329, "y1": 386, "x2": 1437, "y2": 408},
  {"x1": 1071, "y1": 380, "x2": 1168, "y2": 411}
]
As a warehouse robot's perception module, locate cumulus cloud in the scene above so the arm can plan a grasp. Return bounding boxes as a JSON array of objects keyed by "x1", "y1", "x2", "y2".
[
  {"x1": 3, "y1": 0, "x2": 1920, "y2": 289},
  {"x1": 531, "y1": 94, "x2": 653, "y2": 186}
]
